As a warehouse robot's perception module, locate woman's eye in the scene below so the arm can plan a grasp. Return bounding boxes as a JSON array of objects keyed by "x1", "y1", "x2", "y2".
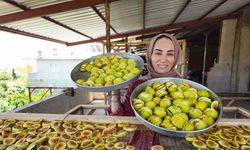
[{"x1": 167, "y1": 53, "x2": 174, "y2": 56}]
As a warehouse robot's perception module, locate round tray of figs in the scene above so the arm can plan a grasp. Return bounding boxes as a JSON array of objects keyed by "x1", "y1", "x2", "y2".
[
  {"x1": 130, "y1": 77, "x2": 223, "y2": 137},
  {"x1": 71, "y1": 52, "x2": 144, "y2": 92}
]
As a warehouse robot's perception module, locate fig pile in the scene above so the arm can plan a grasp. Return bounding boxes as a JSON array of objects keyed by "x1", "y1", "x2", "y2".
[
  {"x1": 132, "y1": 81, "x2": 220, "y2": 131},
  {"x1": 76, "y1": 55, "x2": 140, "y2": 87},
  {"x1": 0, "y1": 119, "x2": 138, "y2": 149},
  {"x1": 185, "y1": 125, "x2": 250, "y2": 149}
]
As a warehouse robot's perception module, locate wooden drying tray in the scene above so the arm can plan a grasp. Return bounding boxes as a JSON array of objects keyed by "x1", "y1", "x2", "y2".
[
  {"x1": 0, "y1": 112, "x2": 249, "y2": 126},
  {"x1": 0, "y1": 112, "x2": 250, "y2": 150}
]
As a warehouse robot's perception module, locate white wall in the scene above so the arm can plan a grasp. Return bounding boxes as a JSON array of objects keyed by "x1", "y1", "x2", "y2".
[{"x1": 29, "y1": 59, "x2": 82, "y2": 87}]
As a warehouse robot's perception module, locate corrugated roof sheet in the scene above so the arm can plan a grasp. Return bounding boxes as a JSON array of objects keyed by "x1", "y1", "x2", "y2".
[
  {"x1": 16, "y1": 0, "x2": 71, "y2": 9},
  {"x1": 0, "y1": 1, "x2": 22, "y2": 15},
  {"x1": 146, "y1": 0, "x2": 186, "y2": 28},
  {"x1": 0, "y1": 0, "x2": 250, "y2": 44},
  {"x1": 208, "y1": 0, "x2": 250, "y2": 18},
  {"x1": 176, "y1": 0, "x2": 222, "y2": 23}
]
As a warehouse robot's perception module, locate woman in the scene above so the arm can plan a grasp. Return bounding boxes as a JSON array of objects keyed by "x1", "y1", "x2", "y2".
[
  {"x1": 109, "y1": 33, "x2": 181, "y2": 116},
  {"x1": 107, "y1": 33, "x2": 181, "y2": 150}
]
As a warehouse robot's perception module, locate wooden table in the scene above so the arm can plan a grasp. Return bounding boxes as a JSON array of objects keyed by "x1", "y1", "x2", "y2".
[{"x1": 0, "y1": 113, "x2": 249, "y2": 150}]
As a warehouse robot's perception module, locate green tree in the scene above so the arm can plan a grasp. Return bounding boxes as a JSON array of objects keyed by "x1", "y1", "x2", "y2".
[{"x1": 0, "y1": 72, "x2": 13, "y2": 81}]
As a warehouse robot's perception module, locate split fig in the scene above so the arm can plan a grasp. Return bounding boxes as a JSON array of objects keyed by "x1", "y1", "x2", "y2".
[
  {"x1": 3, "y1": 137, "x2": 16, "y2": 146},
  {"x1": 60, "y1": 133, "x2": 71, "y2": 141},
  {"x1": 219, "y1": 132, "x2": 232, "y2": 141},
  {"x1": 192, "y1": 140, "x2": 206, "y2": 149},
  {"x1": 94, "y1": 144, "x2": 105, "y2": 150},
  {"x1": 65, "y1": 127, "x2": 77, "y2": 135},
  {"x1": 241, "y1": 145, "x2": 250, "y2": 150},
  {"x1": 113, "y1": 130, "x2": 128, "y2": 138},
  {"x1": 185, "y1": 135, "x2": 196, "y2": 142},
  {"x1": 54, "y1": 142, "x2": 66, "y2": 150},
  {"x1": 228, "y1": 141, "x2": 240, "y2": 149},
  {"x1": 82, "y1": 130, "x2": 93, "y2": 137},
  {"x1": 67, "y1": 140, "x2": 78, "y2": 149},
  {"x1": 234, "y1": 135, "x2": 246, "y2": 145},
  {"x1": 105, "y1": 137, "x2": 118, "y2": 143},
  {"x1": 123, "y1": 124, "x2": 137, "y2": 132},
  {"x1": 206, "y1": 139, "x2": 219, "y2": 149},
  {"x1": 241, "y1": 125, "x2": 250, "y2": 132},
  {"x1": 93, "y1": 137, "x2": 104, "y2": 145},
  {"x1": 209, "y1": 135, "x2": 220, "y2": 141},
  {"x1": 114, "y1": 142, "x2": 125, "y2": 149},
  {"x1": 105, "y1": 143, "x2": 114, "y2": 150},
  {"x1": 81, "y1": 139, "x2": 93, "y2": 148},
  {"x1": 37, "y1": 145, "x2": 51, "y2": 150},
  {"x1": 26, "y1": 142, "x2": 36, "y2": 150},
  {"x1": 150, "y1": 145, "x2": 164, "y2": 150},
  {"x1": 48, "y1": 137, "x2": 60, "y2": 146},
  {"x1": 218, "y1": 140, "x2": 231, "y2": 149},
  {"x1": 197, "y1": 133, "x2": 209, "y2": 141},
  {"x1": 126, "y1": 145, "x2": 135, "y2": 150}
]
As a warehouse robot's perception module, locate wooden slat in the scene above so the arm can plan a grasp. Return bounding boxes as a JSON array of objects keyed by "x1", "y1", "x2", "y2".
[{"x1": 0, "y1": 113, "x2": 141, "y2": 124}]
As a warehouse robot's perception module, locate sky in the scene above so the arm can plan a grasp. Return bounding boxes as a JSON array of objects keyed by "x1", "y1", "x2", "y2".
[{"x1": 0, "y1": 31, "x2": 102, "y2": 70}]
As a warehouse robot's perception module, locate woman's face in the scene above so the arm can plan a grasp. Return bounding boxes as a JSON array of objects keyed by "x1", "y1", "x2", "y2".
[{"x1": 151, "y1": 38, "x2": 175, "y2": 74}]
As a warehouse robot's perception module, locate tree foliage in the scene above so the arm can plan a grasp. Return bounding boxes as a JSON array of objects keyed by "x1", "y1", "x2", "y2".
[
  {"x1": 0, "y1": 71, "x2": 13, "y2": 81},
  {"x1": 0, "y1": 71, "x2": 51, "y2": 112}
]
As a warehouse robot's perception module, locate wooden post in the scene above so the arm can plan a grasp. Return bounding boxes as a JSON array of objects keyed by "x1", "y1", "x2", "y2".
[
  {"x1": 125, "y1": 37, "x2": 128, "y2": 52},
  {"x1": 28, "y1": 87, "x2": 32, "y2": 103},
  {"x1": 181, "y1": 40, "x2": 187, "y2": 78},
  {"x1": 105, "y1": 0, "x2": 111, "y2": 53}
]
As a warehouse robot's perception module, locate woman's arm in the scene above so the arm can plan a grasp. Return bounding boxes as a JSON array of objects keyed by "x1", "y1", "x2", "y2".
[{"x1": 107, "y1": 79, "x2": 146, "y2": 116}]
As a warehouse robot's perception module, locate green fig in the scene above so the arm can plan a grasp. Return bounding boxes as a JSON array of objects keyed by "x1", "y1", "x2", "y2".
[
  {"x1": 184, "y1": 90, "x2": 198, "y2": 100},
  {"x1": 178, "y1": 83, "x2": 190, "y2": 92},
  {"x1": 166, "y1": 82, "x2": 178, "y2": 93},
  {"x1": 138, "y1": 107, "x2": 153, "y2": 119},
  {"x1": 133, "y1": 99, "x2": 145, "y2": 111},
  {"x1": 183, "y1": 121, "x2": 195, "y2": 131},
  {"x1": 201, "y1": 116, "x2": 214, "y2": 126},
  {"x1": 148, "y1": 115, "x2": 162, "y2": 126},
  {"x1": 189, "y1": 108, "x2": 202, "y2": 119},
  {"x1": 203, "y1": 108, "x2": 218, "y2": 119},
  {"x1": 138, "y1": 92, "x2": 153, "y2": 102},
  {"x1": 167, "y1": 106, "x2": 182, "y2": 116},
  {"x1": 195, "y1": 101, "x2": 210, "y2": 112},
  {"x1": 171, "y1": 114, "x2": 187, "y2": 129},
  {"x1": 152, "y1": 97, "x2": 161, "y2": 105},
  {"x1": 159, "y1": 98, "x2": 171, "y2": 110},
  {"x1": 198, "y1": 90, "x2": 210, "y2": 97},
  {"x1": 145, "y1": 86, "x2": 155, "y2": 95},
  {"x1": 154, "y1": 89, "x2": 167, "y2": 98},
  {"x1": 154, "y1": 107, "x2": 167, "y2": 118},
  {"x1": 171, "y1": 91, "x2": 185, "y2": 99},
  {"x1": 145, "y1": 101, "x2": 157, "y2": 110}
]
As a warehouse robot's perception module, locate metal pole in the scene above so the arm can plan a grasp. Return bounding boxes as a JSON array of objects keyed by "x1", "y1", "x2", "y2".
[
  {"x1": 105, "y1": 0, "x2": 111, "y2": 53},
  {"x1": 202, "y1": 33, "x2": 209, "y2": 85}
]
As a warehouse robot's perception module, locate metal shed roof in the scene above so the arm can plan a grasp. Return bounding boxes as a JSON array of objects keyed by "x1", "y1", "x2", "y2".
[{"x1": 0, "y1": 0, "x2": 249, "y2": 46}]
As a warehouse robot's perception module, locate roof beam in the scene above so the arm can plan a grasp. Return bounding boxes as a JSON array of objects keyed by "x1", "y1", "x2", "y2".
[
  {"x1": 43, "y1": 17, "x2": 93, "y2": 39},
  {"x1": 171, "y1": 0, "x2": 191, "y2": 24},
  {"x1": 67, "y1": 14, "x2": 237, "y2": 46},
  {"x1": 3, "y1": 0, "x2": 93, "y2": 39},
  {"x1": 0, "y1": 26, "x2": 67, "y2": 44},
  {"x1": 198, "y1": 0, "x2": 228, "y2": 20},
  {"x1": 91, "y1": 6, "x2": 119, "y2": 34},
  {"x1": 0, "y1": 0, "x2": 107, "y2": 24}
]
